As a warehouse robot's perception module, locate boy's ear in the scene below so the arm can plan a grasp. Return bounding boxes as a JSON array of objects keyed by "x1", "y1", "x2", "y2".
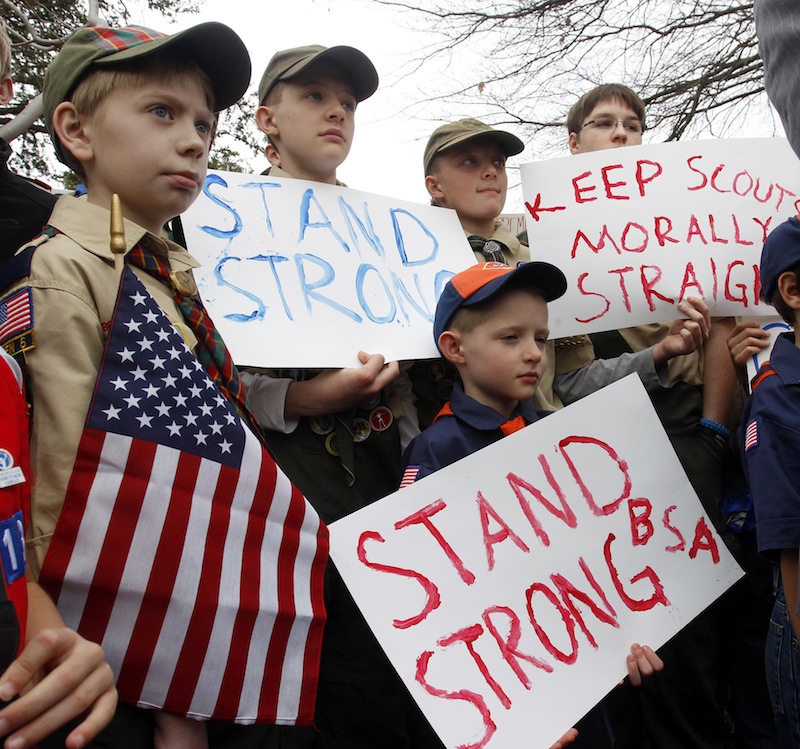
[
  {"x1": 438, "y1": 330, "x2": 465, "y2": 365},
  {"x1": 568, "y1": 131, "x2": 580, "y2": 154},
  {"x1": 0, "y1": 76, "x2": 12, "y2": 106},
  {"x1": 52, "y1": 101, "x2": 94, "y2": 164},
  {"x1": 778, "y1": 270, "x2": 800, "y2": 311},
  {"x1": 256, "y1": 105, "x2": 279, "y2": 139},
  {"x1": 425, "y1": 174, "x2": 445, "y2": 202}
]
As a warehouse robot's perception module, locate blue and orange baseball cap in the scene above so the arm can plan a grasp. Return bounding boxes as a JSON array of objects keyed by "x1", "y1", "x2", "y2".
[
  {"x1": 760, "y1": 214, "x2": 800, "y2": 302},
  {"x1": 433, "y1": 261, "x2": 567, "y2": 347},
  {"x1": 43, "y1": 23, "x2": 251, "y2": 162}
]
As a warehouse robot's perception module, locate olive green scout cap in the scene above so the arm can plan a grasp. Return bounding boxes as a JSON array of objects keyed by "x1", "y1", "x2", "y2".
[
  {"x1": 257, "y1": 44, "x2": 379, "y2": 105},
  {"x1": 424, "y1": 118, "x2": 525, "y2": 175},
  {"x1": 44, "y1": 22, "x2": 251, "y2": 163}
]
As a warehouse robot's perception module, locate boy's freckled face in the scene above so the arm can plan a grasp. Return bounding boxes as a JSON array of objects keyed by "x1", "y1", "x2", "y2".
[
  {"x1": 263, "y1": 67, "x2": 357, "y2": 180},
  {"x1": 427, "y1": 138, "x2": 508, "y2": 225},
  {"x1": 454, "y1": 289, "x2": 549, "y2": 417},
  {"x1": 82, "y1": 74, "x2": 213, "y2": 235},
  {"x1": 569, "y1": 98, "x2": 642, "y2": 154}
]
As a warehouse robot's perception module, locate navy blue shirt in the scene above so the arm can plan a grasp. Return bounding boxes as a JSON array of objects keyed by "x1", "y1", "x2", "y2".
[
  {"x1": 400, "y1": 382, "x2": 550, "y2": 482},
  {"x1": 741, "y1": 332, "x2": 800, "y2": 557}
]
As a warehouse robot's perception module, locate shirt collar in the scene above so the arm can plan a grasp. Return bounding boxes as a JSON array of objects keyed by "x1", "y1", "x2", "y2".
[
  {"x1": 462, "y1": 221, "x2": 522, "y2": 258},
  {"x1": 448, "y1": 380, "x2": 541, "y2": 430},
  {"x1": 769, "y1": 332, "x2": 800, "y2": 384},
  {"x1": 48, "y1": 195, "x2": 199, "y2": 271},
  {"x1": 264, "y1": 164, "x2": 347, "y2": 187}
]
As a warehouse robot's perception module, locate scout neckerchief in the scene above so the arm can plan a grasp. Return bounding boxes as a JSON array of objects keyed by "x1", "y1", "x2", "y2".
[
  {"x1": 435, "y1": 400, "x2": 527, "y2": 436},
  {"x1": 126, "y1": 244, "x2": 266, "y2": 444}
]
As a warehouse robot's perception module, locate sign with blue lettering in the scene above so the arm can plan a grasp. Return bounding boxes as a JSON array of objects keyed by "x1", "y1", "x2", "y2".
[{"x1": 181, "y1": 172, "x2": 475, "y2": 368}]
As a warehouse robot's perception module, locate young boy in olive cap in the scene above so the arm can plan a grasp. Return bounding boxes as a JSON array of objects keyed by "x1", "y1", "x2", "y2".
[
  {"x1": 741, "y1": 214, "x2": 800, "y2": 748},
  {"x1": 244, "y1": 45, "x2": 426, "y2": 749},
  {"x1": 0, "y1": 23, "x2": 328, "y2": 748},
  {"x1": 414, "y1": 117, "x2": 710, "y2": 428}
]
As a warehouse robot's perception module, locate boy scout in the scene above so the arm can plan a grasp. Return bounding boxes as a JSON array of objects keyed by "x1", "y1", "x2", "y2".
[
  {"x1": 0, "y1": 23, "x2": 327, "y2": 748},
  {"x1": 245, "y1": 45, "x2": 427, "y2": 748},
  {"x1": 416, "y1": 117, "x2": 710, "y2": 426},
  {"x1": 566, "y1": 83, "x2": 743, "y2": 749}
]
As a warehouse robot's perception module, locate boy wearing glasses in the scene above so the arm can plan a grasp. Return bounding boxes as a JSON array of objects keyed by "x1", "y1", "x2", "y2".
[
  {"x1": 567, "y1": 83, "x2": 646, "y2": 153},
  {"x1": 566, "y1": 84, "x2": 766, "y2": 749}
]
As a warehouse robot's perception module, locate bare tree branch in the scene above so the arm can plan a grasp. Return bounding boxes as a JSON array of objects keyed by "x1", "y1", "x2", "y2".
[{"x1": 367, "y1": 0, "x2": 772, "y2": 155}]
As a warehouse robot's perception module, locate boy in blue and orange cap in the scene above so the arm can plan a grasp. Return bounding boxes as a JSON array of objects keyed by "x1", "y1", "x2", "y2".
[{"x1": 400, "y1": 262, "x2": 663, "y2": 749}]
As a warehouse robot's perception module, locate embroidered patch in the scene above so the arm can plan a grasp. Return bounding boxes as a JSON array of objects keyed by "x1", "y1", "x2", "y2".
[
  {"x1": 744, "y1": 418, "x2": 759, "y2": 452},
  {"x1": 369, "y1": 406, "x2": 393, "y2": 432},
  {"x1": 351, "y1": 417, "x2": 371, "y2": 443},
  {"x1": 0, "y1": 288, "x2": 34, "y2": 355},
  {"x1": 0, "y1": 511, "x2": 25, "y2": 584},
  {"x1": 399, "y1": 466, "x2": 420, "y2": 488},
  {"x1": 0, "y1": 449, "x2": 13, "y2": 470},
  {"x1": 309, "y1": 415, "x2": 335, "y2": 436}
]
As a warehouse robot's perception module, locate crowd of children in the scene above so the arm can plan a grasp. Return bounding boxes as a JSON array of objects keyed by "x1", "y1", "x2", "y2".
[{"x1": 0, "y1": 6, "x2": 798, "y2": 749}]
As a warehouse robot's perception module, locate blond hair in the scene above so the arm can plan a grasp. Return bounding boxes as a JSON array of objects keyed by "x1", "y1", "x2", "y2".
[{"x1": 60, "y1": 57, "x2": 214, "y2": 179}]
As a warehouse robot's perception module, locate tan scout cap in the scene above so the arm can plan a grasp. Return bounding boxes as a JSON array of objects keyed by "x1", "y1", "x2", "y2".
[
  {"x1": 424, "y1": 118, "x2": 525, "y2": 175},
  {"x1": 258, "y1": 45, "x2": 379, "y2": 105}
]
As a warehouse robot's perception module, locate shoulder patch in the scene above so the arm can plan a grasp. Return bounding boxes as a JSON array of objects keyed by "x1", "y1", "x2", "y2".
[
  {"x1": 0, "y1": 235, "x2": 50, "y2": 289},
  {"x1": 0, "y1": 287, "x2": 34, "y2": 356},
  {"x1": 751, "y1": 361, "x2": 775, "y2": 392},
  {"x1": 744, "y1": 418, "x2": 759, "y2": 453}
]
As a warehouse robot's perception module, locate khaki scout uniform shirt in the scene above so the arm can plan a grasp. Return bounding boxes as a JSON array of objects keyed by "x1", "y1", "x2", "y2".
[{"x1": 1, "y1": 196, "x2": 199, "y2": 575}]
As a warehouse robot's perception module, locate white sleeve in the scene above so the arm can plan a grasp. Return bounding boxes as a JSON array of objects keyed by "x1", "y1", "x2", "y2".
[{"x1": 240, "y1": 371, "x2": 299, "y2": 434}]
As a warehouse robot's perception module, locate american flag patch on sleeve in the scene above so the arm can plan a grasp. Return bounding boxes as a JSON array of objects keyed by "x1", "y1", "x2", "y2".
[
  {"x1": 744, "y1": 418, "x2": 759, "y2": 452},
  {"x1": 0, "y1": 288, "x2": 34, "y2": 355},
  {"x1": 399, "y1": 466, "x2": 420, "y2": 488}
]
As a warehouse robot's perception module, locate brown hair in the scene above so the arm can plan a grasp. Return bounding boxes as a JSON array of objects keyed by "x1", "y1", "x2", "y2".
[{"x1": 566, "y1": 83, "x2": 646, "y2": 136}]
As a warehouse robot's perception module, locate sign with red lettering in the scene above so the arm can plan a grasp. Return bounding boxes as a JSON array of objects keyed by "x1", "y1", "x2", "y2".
[
  {"x1": 328, "y1": 376, "x2": 743, "y2": 749},
  {"x1": 521, "y1": 138, "x2": 800, "y2": 337}
]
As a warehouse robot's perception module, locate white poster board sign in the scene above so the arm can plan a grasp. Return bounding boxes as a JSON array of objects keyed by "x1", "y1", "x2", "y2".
[
  {"x1": 181, "y1": 171, "x2": 475, "y2": 368},
  {"x1": 521, "y1": 138, "x2": 800, "y2": 338},
  {"x1": 329, "y1": 376, "x2": 743, "y2": 749},
  {"x1": 741, "y1": 315, "x2": 794, "y2": 387}
]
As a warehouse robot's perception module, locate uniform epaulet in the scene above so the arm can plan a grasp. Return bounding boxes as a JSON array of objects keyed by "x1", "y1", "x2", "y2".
[
  {"x1": 0, "y1": 227, "x2": 56, "y2": 289},
  {"x1": 750, "y1": 361, "x2": 776, "y2": 392},
  {"x1": 554, "y1": 335, "x2": 589, "y2": 349},
  {"x1": 433, "y1": 401, "x2": 454, "y2": 423}
]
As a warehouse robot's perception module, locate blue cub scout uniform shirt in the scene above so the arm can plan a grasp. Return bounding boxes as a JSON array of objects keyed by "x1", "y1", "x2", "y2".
[
  {"x1": 741, "y1": 332, "x2": 800, "y2": 557},
  {"x1": 400, "y1": 381, "x2": 550, "y2": 483}
]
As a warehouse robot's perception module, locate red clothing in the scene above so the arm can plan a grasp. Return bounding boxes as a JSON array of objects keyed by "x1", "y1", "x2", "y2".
[{"x1": 0, "y1": 349, "x2": 29, "y2": 665}]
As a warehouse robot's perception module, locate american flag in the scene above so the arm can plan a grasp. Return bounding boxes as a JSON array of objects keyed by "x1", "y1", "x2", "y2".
[
  {"x1": 745, "y1": 418, "x2": 759, "y2": 453},
  {"x1": 0, "y1": 288, "x2": 33, "y2": 345},
  {"x1": 399, "y1": 466, "x2": 420, "y2": 488},
  {"x1": 39, "y1": 267, "x2": 328, "y2": 724}
]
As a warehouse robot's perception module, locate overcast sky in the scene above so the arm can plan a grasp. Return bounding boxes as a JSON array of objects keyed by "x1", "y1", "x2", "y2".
[{"x1": 135, "y1": 0, "x2": 783, "y2": 212}]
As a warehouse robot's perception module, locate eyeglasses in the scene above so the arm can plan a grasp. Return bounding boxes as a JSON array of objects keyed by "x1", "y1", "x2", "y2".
[{"x1": 580, "y1": 116, "x2": 645, "y2": 135}]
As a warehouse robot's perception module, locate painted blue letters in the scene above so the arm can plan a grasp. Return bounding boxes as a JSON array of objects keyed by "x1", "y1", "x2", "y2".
[{"x1": 200, "y1": 174, "x2": 242, "y2": 239}]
